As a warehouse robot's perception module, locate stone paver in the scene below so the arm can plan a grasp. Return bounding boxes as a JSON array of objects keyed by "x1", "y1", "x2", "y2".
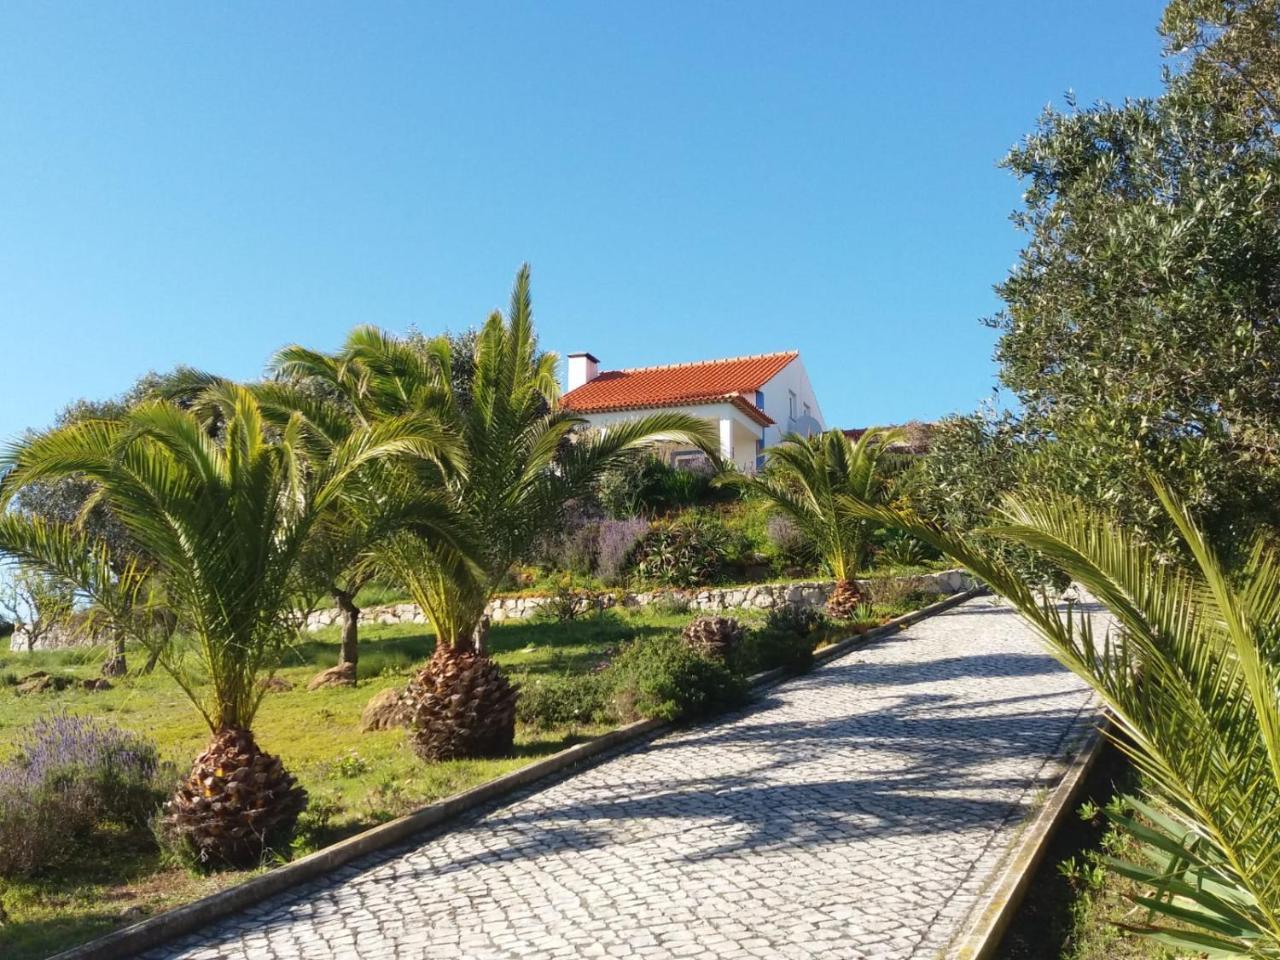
[{"x1": 146, "y1": 596, "x2": 1100, "y2": 960}]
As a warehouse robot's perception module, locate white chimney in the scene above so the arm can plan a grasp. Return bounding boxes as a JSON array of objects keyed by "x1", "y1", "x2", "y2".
[{"x1": 567, "y1": 352, "x2": 600, "y2": 392}]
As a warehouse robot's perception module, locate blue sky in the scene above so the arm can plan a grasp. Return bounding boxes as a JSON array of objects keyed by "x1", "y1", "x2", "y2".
[{"x1": 0, "y1": 2, "x2": 1166, "y2": 443}]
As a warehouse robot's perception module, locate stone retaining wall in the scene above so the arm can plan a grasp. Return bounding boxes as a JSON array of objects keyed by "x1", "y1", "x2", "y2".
[
  {"x1": 8, "y1": 569, "x2": 979, "y2": 650},
  {"x1": 302, "y1": 569, "x2": 977, "y2": 631}
]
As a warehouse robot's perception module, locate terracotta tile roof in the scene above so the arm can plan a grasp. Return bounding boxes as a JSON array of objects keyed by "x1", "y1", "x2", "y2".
[{"x1": 561, "y1": 352, "x2": 798, "y2": 427}]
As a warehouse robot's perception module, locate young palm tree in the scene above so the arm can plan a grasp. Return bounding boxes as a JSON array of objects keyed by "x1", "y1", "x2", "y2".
[
  {"x1": 741, "y1": 427, "x2": 901, "y2": 618},
  {"x1": 272, "y1": 265, "x2": 718, "y2": 760},
  {"x1": 840, "y1": 480, "x2": 1280, "y2": 957},
  {"x1": 0, "y1": 387, "x2": 457, "y2": 867},
  {"x1": 197, "y1": 377, "x2": 466, "y2": 687}
]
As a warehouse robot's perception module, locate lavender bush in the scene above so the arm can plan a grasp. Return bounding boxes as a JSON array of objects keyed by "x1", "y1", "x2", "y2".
[
  {"x1": 766, "y1": 513, "x2": 817, "y2": 571},
  {"x1": 0, "y1": 713, "x2": 167, "y2": 876},
  {"x1": 596, "y1": 517, "x2": 649, "y2": 585}
]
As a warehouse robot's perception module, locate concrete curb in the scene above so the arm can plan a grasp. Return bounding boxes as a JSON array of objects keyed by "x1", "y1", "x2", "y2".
[
  {"x1": 50, "y1": 587, "x2": 983, "y2": 960},
  {"x1": 948, "y1": 713, "x2": 1111, "y2": 960}
]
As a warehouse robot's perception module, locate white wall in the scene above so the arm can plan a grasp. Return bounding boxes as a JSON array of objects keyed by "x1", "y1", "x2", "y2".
[
  {"x1": 575, "y1": 401, "x2": 765, "y2": 473},
  {"x1": 757, "y1": 357, "x2": 826, "y2": 447}
]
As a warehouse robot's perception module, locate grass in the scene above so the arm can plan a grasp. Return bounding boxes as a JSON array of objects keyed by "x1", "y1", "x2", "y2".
[
  {"x1": 994, "y1": 745, "x2": 1173, "y2": 960},
  {"x1": 0, "y1": 591, "x2": 938, "y2": 959},
  {"x1": 0, "y1": 607, "x2": 698, "y2": 960}
]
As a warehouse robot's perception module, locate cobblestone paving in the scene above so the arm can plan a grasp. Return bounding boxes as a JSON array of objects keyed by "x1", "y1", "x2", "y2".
[{"x1": 148, "y1": 596, "x2": 1100, "y2": 960}]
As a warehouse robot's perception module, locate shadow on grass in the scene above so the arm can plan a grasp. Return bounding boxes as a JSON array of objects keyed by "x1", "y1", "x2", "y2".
[
  {"x1": 284, "y1": 611, "x2": 676, "y2": 679},
  {"x1": 0, "y1": 826, "x2": 175, "y2": 960}
]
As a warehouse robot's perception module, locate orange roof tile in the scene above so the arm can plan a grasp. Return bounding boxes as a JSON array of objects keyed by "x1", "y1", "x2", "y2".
[{"x1": 561, "y1": 352, "x2": 797, "y2": 427}]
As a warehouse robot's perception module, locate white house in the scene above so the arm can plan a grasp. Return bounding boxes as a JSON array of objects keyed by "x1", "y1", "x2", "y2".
[{"x1": 561, "y1": 350, "x2": 826, "y2": 473}]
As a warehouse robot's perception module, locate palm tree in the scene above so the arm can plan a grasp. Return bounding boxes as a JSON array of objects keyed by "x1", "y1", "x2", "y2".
[
  {"x1": 272, "y1": 265, "x2": 718, "y2": 760},
  {"x1": 740, "y1": 427, "x2": 901, "y2": 618},
  {"x1": 192, "y1": 377, "x2": 466, "y2": 688},
  {"x1": 0, "y1": 387, "x2": 457, "y2": 867},
  {"x1": 839, "y1": 480, "x2": 1280, "y2": 957}
]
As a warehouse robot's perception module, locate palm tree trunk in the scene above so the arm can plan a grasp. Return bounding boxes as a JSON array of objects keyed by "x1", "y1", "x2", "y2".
[
  {"x1": 335, "y1": 588, "x2": 360, "y2": 669},
  {"x1": 102, "y1": 633, "x2": 127, "y2": 676}
]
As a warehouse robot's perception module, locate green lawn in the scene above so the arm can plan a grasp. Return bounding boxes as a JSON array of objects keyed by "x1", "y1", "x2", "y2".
[{"x1": 0, "y1": 607, "x2": 703, "y2": 960}]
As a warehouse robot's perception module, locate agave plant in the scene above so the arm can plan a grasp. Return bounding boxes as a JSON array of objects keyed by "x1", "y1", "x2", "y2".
[
  {"x1": 272, "y1": 265, "x2": 719, "y2": 760},
  {"x1": 840, "y1": 479, "x2": 1280, "y2": 957},
  {"x1": 740, "y1": 428, "x2": 901, "y2": 618},
  {"x1": 0, "y1": 387, "x2": 454, "y2": 867}
]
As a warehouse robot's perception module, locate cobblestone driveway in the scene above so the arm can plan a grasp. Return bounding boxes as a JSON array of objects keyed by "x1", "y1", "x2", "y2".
[{"x1": 148, "y1": 596, "x2": 1099, "y2": 960}]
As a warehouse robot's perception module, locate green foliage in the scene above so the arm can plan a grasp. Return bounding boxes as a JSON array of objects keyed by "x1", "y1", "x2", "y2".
[
  {"x1": 607, "y1": 633, "x2": 748, "y2": 722},
  {"x1": 515, "y1": 671, "x2": 610, "y2": 729},
  {"x1": 535, "y1": 574, "x2": 595, "y2": 623},
  {"x1": 740, "y1": 428, "x2": 903, "y2": 583},
  {"x1": 899, "y1": 408, "x2": 1067, "y2": 586},
  {"x1": 633, "y1": 512, "x2": 735, "y2": 587},
  {"x1": 975, "y1": 0, "x2": 1280, "y2": 555},
  {"x1": 840, "y1": 477, "x2": 1280, "y2": 957},
  {"x1": 272, "y1": 265, "x2": 718, "y2": 648},
  {"x1": 0, "y1": 387, "x2": 445, "y2": 732},
  {"x1": 596, "y1": 453, "x2": 732, "y2": 519},
  {"x1": 763, "y1": 602, "x2": 827, "y2": 641},
  {"x1": 733, "y1": 626, "x2": 815, "y2": 676}
]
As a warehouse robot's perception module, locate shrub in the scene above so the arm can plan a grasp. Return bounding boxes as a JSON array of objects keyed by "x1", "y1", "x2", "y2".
[
  {"x1": 0, "y1": 714, "x2": 168, "y2": 877},
  {"x1": 633, "y1": 513, "x2": 733, "y2": 587},
  {"x1": 732, "y1": 627, "x2": 815, "y2": 676},
  {"x1": 595, "y1": 517, "x2": 650, "y2": 585},
  {"x1": 765, "y1": 513, "x2": 817, "y2": 572},
  {"x1": 597, "y1": 454, "x2": 732, "y2": 519},
  {"x1": 536, "y1": 574, "x2": 594, "y2": 623},
  {"x1": 647, "y1": 591, "x2": 692, "y2": 616},
  {"x1": 862, "y1": 575, "x2": 928, "y2": 616},
  {"x1": 764, "y1": 602, "x2": 827, "y2": 640},
  {"x1": 607, "y1": 634, "x2": 747, "y2": 722},
  {"x1": 876, "y1": 533, "x2": 938, "y2": 569},
  {"x1": 532, "y1": 507, "x2": 601, "y2": 578},
  {"x1": 516, "y1": 671, "x2": 610, "y2": 729}
]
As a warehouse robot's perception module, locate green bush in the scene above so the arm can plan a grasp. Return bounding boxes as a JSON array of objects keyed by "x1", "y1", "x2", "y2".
[
  {"x1": 733, "y1": 626, "x2": 816, "y2": 676},
  {"x1": 633, "y1": 512, "x2": 736, "y2": 587},
  {"x1": 607, "y1": 634, "x2": 747, "y2": 722},
  {"x1": 516, "y1": 671, "x2": 611, "y2": 729},
  {"x1": 597, "y1": 454, "x2": 734, "y2": 519},
  {"x1": 764, "y1": 602, "x2": 827, "y2": 639}
]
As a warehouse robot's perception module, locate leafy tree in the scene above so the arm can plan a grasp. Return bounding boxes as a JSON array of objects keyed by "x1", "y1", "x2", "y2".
[
  {"x1": 272, "y1": 265, "x2": 718, "y2": 760},
  {"x1": 185, "y1": 376, "x2": 464, "y2": 687},
  {"x1": 0, "y1": 388, "x2": 453, "y2": 866},
  {"x1": 8, "y1": 367, "x2": 207, "y2": 673},
  {"x1": 967, "y1": 0, "x2": 1280, "y2": 552},
  {"x1": 737, "y1": 428, "x2": 900, "y2": 618},
  {"x1": 0, "y1": 564, "x2": 76, "y2": 652}
]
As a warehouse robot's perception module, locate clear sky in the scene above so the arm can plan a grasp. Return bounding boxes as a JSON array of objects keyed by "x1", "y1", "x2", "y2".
[{"x1": 0, "y1": 2, "x2": 1167, "y2": 443}]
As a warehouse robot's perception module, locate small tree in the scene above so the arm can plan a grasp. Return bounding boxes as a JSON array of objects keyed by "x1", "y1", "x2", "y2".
[
  {"x1": 0, "y1": 388, "x2": 457, "y2": 867},
  {"x1": 739, "y1": 428, "x2": 900, "y2": 618},
  {"x1": 273, "y1": 265, "x2": 718, "y2": 760},
  {"x1": 0, "y1": 565, "x2": 76, "y2": 652}
]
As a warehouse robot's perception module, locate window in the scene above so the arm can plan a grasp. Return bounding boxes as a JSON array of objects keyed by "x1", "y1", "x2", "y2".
[
  {"x1": 754, "y1": 389, "x2": 764, "y2": 409},
  {"x1": 788, "y1": 390, "x2": 797, "y2": 420},
  {"x1": 672, "y1": 451, "x2": 712, "y2": 472},
  {"x1": 803, "y1": 402, "x2": 811, "y2": 420}
]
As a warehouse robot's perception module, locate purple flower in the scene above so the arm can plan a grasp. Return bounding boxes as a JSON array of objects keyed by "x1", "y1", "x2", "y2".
[{"x1": 596, "y1": 517, "x2": 650, "y2": 585}]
